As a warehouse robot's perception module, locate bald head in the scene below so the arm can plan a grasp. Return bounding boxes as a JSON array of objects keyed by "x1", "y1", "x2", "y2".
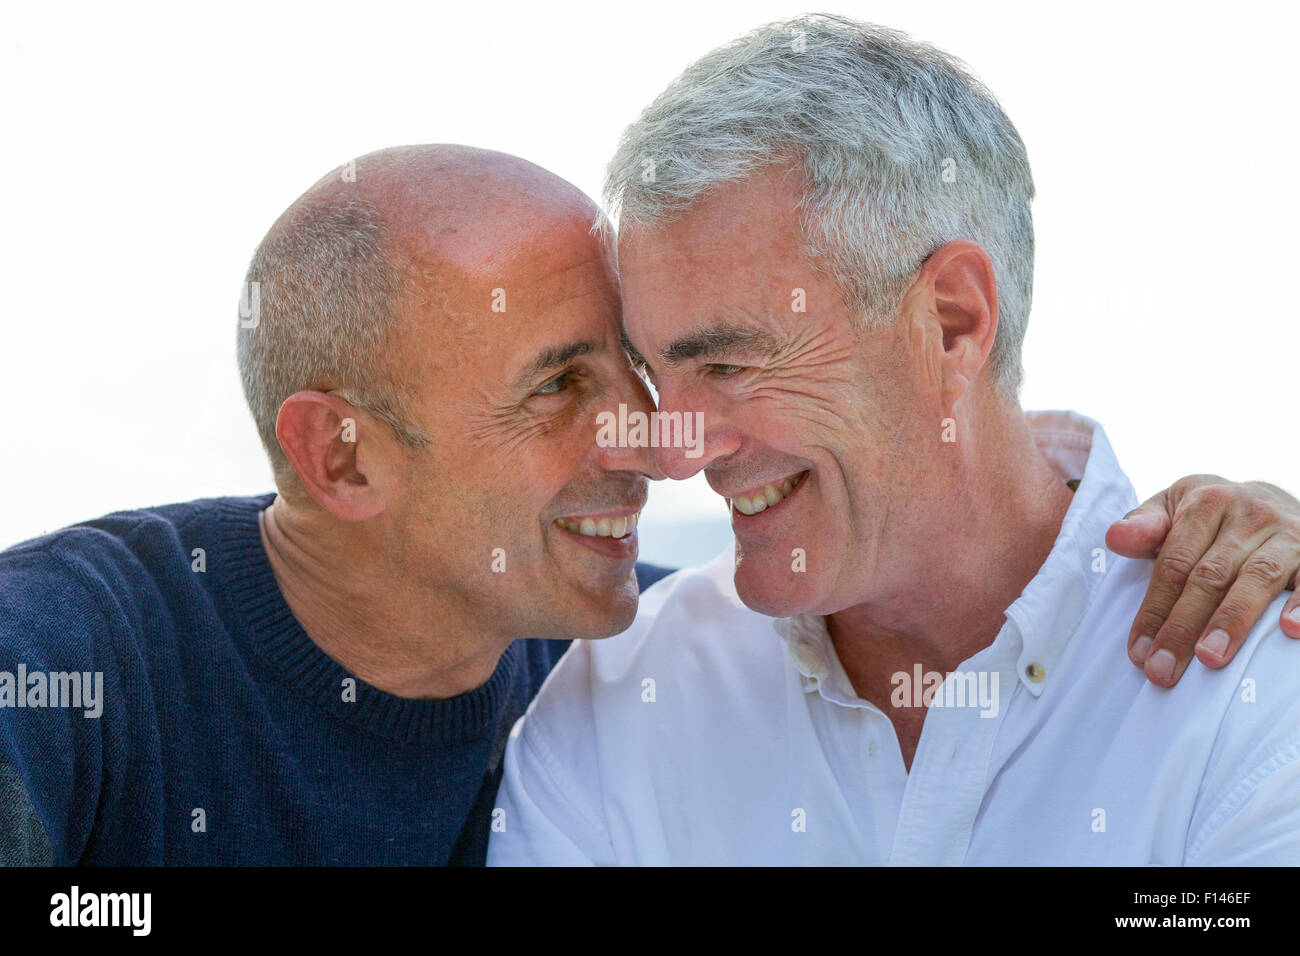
[
  {"x1": 301, "y1": 145, "x2": 603, "y2": 270},
  {"x1": 237, "y1": 144, "x2": 608, "y2": 484}
]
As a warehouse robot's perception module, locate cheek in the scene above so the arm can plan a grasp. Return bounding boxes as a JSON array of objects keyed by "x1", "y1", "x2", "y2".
[{"x1": 492, "y1": 434, "x2": 598, "y2": 540}]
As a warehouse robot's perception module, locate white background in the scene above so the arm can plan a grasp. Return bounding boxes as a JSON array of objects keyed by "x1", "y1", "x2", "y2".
[{"x1": 1, "y1": 0, "x2": 1295, "y2": 566}]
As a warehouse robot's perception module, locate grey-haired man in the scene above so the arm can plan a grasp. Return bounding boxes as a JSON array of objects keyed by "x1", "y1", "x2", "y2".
[{"x1": 490, "y1": 16, "x2": 1300, "y2": 865}]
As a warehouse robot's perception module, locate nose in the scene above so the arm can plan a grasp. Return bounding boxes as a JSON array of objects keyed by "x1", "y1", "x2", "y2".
[
  {"x1": 592, "y1": 364, "x2": 667, "y2": 480},
  {"x1": 651, "y1": 381, "x2": 740, "y2": 481}
]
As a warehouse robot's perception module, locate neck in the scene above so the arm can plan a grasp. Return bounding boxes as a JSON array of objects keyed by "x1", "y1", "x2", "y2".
[
  {"x1": 259, "y1": 495, "x2": 508, "y2": 699},
  {"x1": 828, "y1": 405, "x2": 1075, "y2": 707}
]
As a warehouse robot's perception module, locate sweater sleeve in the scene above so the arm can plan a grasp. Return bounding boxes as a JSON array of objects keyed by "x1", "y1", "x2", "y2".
[
  {"x1": 0, "y1": 761, "x2": 51, "y2": 864},
  {"x1": 0, "y1": 547, "x2": 113, "y2": 865}
]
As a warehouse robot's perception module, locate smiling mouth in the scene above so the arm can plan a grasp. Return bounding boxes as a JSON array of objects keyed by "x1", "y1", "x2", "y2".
[
  {"x1": 725, "y1": 471, "x2": 808, "y2": 516},
  {"x1": 553, "y1": 511, "x2": 641, "y2": 539}
]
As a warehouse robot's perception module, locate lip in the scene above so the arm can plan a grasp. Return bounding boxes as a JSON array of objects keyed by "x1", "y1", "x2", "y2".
[
  {"x1": 714, "y1": 470, "x2": 807, "y2": 500},
  {"x1": 724, "y1": 470, "x2": 809, "y2": 522},
  {"x1": 553, "y1": 521, "x2": 640, "y2": 560},
  {"x1": 554, "y1": 506, "x2": 643, "y2": 524}
]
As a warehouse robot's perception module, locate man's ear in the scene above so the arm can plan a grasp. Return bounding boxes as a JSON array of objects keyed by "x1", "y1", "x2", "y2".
[
  {"x1": 907, "y1": 239, "x2": 999, "y2": 409},
  {"x1": 275, "y1": 391, "x2": 388, "y2": 521}
]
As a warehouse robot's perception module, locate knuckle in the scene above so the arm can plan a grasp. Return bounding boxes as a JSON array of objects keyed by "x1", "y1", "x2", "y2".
[
  {"x1": 1187, "y1": 484, "x2": 1232, "y2": 512},
  {"x1": 1173, "y1": 474, "x2": 1222, "y2": 496},
  {"x1": 1239, "y1": 497, "x2": 1282, "y2": 530},
  {"x1": 1187, "y1": 556, "x2": 1236, "y2": 593},
  {"x1": 1156, "y1": 550, "x2": 1200, "y2": 587},
  {"x1": 1277, "y1": 529, "x2": 1300, "y2": 555},
  {"x1": 1241, "y1": 553, "x2": 1289, "y2": 589}
]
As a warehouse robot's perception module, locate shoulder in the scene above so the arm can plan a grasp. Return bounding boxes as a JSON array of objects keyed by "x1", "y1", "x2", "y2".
[
  {"x1": 497, "y1": 549, "x2": 780, "y2": 860},
  {"x1": 1197, "y1": 592, "x2": 1300, "y2": 782},
  {"x1": 0, "y1": 535, "x2": 119, "y2": 662},
  {"x1": 1090, "y1": 557, "x2": 1300, "y2": 767},
  {"x1": 569, "y1": 547, "x2": 767, "y2": 677},
  {"x1": 1, "y1": 495, "x2": 268, "y2": 577},
  {"x1": 0, "y1": 495, "x2": 271, "y2": 650},
  {"x1": 1178, "y1": 593, "x2": 1300, "y2": 862},
  {"x1": 516, "y1": 548, "x2": 783, "y2": 753}
]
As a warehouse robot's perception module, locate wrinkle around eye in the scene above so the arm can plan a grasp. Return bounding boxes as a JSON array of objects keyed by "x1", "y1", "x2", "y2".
[
  {"x1": 465, "y1": 370, "x2": 615, "y2": 451},
  {"x1": 464, "y1": 410, "x2": 559, "y2": 453},
  {"x1": 464, "y1": 394, "x2": 585, "y2": 451},
  {"x1": 727, "y1": 370, "x2": 862, "y2": 423}
]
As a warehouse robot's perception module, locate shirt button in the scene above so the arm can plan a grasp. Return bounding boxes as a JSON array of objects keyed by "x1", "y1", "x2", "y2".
[
  {"x1": 1025, "y1": 662, "x2": 1046, "y2": 682},
  {"x1": 791, "y1": 641, "x2": 825, "y2": 676}
]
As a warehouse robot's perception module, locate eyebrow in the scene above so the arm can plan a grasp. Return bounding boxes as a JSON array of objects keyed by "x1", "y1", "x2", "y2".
[
  {"x1": 657, "y1": 323, "x2": 785, "y2": 367},
  {"x1": 619, "y1": 329, "x2": 648, "y2": 369},
  {"x1": 517, "y1": 340, "x2": 595, "y2": 387}
]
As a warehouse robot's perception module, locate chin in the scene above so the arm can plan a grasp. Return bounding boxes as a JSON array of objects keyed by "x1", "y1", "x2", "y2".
[
  {"x1": 734, "y1": 563, "x2": 819, "y2": 619},
  {"x1": 563, "y1": 582, "x2": 640, "y2": 640}
]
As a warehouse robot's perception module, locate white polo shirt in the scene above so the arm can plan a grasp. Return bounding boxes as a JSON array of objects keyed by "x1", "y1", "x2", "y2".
[{"x1": 488, "y1": 412, "x2": 1300, "y2": 865}]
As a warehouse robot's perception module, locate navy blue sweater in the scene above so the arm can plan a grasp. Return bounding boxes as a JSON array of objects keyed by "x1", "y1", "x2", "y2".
[{"x1": 0, "y1": 495, "x2": 670, "y2": 865}]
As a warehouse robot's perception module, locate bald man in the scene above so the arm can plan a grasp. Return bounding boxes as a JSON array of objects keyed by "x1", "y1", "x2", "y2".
[
  {"x1": 0, "y1": 144, "x2": 1296, "y2": 866},
  {"x1": 0, "y1": 145, "x2": 666, "y2": 866}
]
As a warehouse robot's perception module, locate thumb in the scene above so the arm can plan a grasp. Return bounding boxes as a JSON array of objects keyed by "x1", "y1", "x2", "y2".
[{"x1": 1106, "y1": 493, "x2": 1173, "y2": 558}]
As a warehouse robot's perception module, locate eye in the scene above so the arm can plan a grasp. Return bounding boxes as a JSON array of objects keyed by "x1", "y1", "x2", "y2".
[
  {"x1": 534, "y1": 369, "x2": 577, "y2": 396},
  {"x1": 709, "y1": 363, "x2": 745, "y2": 376}
]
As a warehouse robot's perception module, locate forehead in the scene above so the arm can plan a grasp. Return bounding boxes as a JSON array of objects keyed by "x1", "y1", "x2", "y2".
[
  {"x1": 617, "y1": 166, "x2": 819, "y2": 344},
  {"x1": 397, "y1": 215, "x2": 621, "y2": 386}
]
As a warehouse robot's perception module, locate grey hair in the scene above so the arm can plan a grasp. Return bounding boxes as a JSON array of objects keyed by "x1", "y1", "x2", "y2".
[
  {"x1": 604, "y1": 14, "x2": 1034, "y2": 395},
  {"x1": 237, "y1": 198, "x2": 432, "y2": 481}
]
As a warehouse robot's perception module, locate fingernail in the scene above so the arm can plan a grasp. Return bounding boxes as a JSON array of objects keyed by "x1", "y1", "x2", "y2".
[
  {"x1": 1287, "y1": 606, "x2": 1300, "y2": 626},
  {"x1": 1131, "y1": 635, "x2": 1153, "y2": 664},
  {"x1": 1146, "y1": 648, "x2": 1176, "y2": 682},
  {"x1": 1197, "y1": 629, "x2": 1229, "y2": 659}
]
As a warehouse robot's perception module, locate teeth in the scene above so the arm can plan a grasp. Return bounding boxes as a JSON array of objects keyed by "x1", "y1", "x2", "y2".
[
  {"x1": 556, "y1": 512, "x2": 640, "y2": 538},
  {"x1": 730, "y1": 474, "x2": 804, "y2": 517}
]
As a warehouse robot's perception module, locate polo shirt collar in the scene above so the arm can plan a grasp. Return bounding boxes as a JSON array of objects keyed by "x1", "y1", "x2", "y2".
[{"x1": 1008, "y1": 411, "x2": 1137, "y2": 696}]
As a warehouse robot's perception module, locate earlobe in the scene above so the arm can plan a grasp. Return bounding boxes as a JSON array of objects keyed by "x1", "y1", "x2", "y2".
[{"x1": 275, "y1": 391, "x2": 387, "y2": 521}]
